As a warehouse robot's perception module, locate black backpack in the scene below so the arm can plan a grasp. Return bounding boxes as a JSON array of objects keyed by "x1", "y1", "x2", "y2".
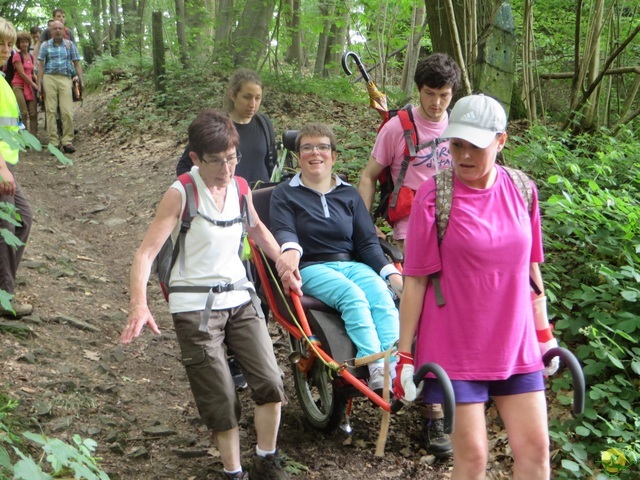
[
  {"x1": 1, "y1": 51, "x2": 22, "y2": 85},
  {"x1": 254, "y1": 113, "x2": 277, "y2": 176}
]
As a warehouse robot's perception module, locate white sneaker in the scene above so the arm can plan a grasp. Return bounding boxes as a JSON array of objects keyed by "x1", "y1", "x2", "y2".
[{"x1": 368, "y1": 364, "x2": 386, "y2": 392}]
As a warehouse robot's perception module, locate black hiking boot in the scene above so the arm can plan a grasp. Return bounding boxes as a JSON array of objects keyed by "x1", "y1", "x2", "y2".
[
  {"x1": 424, "y1": 418, "x2": 453, "y2": 459},
  {"x1": 224, "y1": 471, "x2": 249, "y2": 479},
  {"x1": 228, "y1": 357, "x2": 248, "y2": 390},
  {"x1": 249, "y1": 454, "x2": 290, "y2": 480}
]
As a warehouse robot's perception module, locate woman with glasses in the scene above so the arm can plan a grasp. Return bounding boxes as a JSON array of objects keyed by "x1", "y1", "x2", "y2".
[
  {"x1": 121, "y1": 110, "x2": 300, "y2": 480},
  {"x1": 269, "y1": 123, "x2": 403, "y2": 392},
  {"x1": 176, "y1": 69, "x2": 276, "y2": 186}
]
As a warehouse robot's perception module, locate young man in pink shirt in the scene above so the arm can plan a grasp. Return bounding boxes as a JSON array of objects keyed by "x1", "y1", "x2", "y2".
[{"x1": 358, "y1": 52, "x2": 461, "y2": 459}]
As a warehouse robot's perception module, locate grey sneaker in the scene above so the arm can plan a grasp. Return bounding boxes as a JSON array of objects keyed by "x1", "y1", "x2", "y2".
[
  {"x1": 0, "y1": 302, "x2": 33, "y2": 318},
  {"x1": 249, "y1": 454, "x2": 290, "y2": 480},
  {"x1": 424, "y1": 418, "x2": 453, "y2": 459}
]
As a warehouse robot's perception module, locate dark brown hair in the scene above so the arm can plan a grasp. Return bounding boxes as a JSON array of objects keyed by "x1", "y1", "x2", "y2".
[
  {"x1": 414, "y1": 53, "x2": 461, "y2": 93},
  {"x1": 188, "y1": 110, "x2": 239, "y2": 159},
  {"x1": 16, "y1": 31, "x2": 31, "y2": 49}
]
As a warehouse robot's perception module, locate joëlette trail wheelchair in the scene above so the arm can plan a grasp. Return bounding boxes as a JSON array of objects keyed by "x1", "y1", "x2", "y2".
[
  {"x1": 246, "y1": 130, "x2": 455, "y2": 455},
  {"x1": 247, "y1": 131, "x2": 586, "y2": 456}
]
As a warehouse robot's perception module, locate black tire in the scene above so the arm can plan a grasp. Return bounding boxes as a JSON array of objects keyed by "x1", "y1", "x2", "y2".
[{"x1": 289, "y1": 334, "x2": 346, "y2": 432}]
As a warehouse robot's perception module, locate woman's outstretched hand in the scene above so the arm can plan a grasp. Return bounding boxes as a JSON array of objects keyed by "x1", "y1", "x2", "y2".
[{"x1": 120, "y1": 304, "x2": 161, "y2": 343}]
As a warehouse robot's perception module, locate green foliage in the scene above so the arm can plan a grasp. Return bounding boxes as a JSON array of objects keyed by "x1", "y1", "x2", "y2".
[
  {"x1": 509, "y1": 125, "x2": 640, "y2": 478},
  {"x1": 0, "y1": 396, "x2": 109, "y2": 480}
]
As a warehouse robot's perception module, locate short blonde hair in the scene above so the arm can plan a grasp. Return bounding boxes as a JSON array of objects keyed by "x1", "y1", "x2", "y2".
[{"x1": 0, "y1": 17, "x2": 16, "y2": 44}]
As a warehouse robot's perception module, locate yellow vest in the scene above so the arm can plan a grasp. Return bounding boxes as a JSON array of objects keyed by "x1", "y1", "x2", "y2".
[{"x1": 0, "y1": 74, "x2": 20, "y2": 165}]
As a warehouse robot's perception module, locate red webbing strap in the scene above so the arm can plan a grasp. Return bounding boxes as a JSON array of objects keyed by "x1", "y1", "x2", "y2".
[{"x1": 390, "y1": 109, "x2": 418, "y2": 208}]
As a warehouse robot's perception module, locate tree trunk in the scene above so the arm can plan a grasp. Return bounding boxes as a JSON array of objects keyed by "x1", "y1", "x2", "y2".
[
  {"x1": 175, "y1": 0, "x2": 189, "y2": 67},
  {"x1": 232, "y1": 0, "x2": 277, "y2": 68},
  {"x1": 285, "y1": 0, "x2": 304, "y2": 68},
  {"x1": 323, "y1": 4, "x2": 348, "y2": 75},
  {"x1": 110, "y1": 0, "x2": 121, "y2": 56},
  {"x1": 152, "y1": 11, "x2": 166, "y2": 94},
  {"x1": 215, "y1": 0, "x2": 234, "y2": 49},
  {"x1": 101, "y1": 0, "x2": 111, "y2": 55},
  {"x1": 400, "y1": 3, "x2": 426, "y2": 98},
  {"x1": 580, "y1": 0, "x2": 605, "y2": 131},
  {"x1": 89, "y1": 0, "x2": 104, "y2": 58},
  {"x1": 474, "y1": 2, "x2": 516, "y2": 112},
  {"x1": 424, "y1": 0, "x2": 515, "y2": 104},
  {"x1": 186, "y1": 0, "x2": 213, "y2": 56},
  {"x1": 521, "y1": 0, "x2": 537, "y2": 120},
  {"x1": 314, "y1": 0, "x2": 335, "y2": 77}
]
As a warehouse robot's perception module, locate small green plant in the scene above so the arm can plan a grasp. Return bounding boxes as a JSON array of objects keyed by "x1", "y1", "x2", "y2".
[
  {"x1": 509, "y1": 125, "x2": 640, "y2": 479},
  {"x1": 0, "y1": 399, "x2": 109, "y2": 480}
]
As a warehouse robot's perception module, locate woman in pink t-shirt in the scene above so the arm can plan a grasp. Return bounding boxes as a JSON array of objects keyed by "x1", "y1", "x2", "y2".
[
  {"x1": 394, "y1": 95, "x2": 560, "y2": 480},
  {"x1": 11, "y1": 31, "x2": 38, "y2": 135}
]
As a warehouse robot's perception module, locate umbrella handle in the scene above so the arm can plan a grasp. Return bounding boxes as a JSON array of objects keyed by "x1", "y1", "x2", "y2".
[
  {"x1": 542, "y1": 347, "x2": 586, "y2": 416},
  {"x1": 390, "y1": 362, "x2": 455, "y2": 434},
  {"x1": 341, "y1": 51, "x2": 372, "y2": 83}
]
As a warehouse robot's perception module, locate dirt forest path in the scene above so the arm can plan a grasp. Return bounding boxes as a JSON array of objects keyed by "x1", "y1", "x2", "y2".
[{"x1": 1, "y1": 90, "x2": 512, "y2": 479}]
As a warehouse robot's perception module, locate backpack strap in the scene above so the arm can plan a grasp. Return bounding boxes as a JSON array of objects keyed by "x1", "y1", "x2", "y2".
[
  {"x1": 502, "y1": 166, "x2": 533, "y2": 214},
  {"x1": 390, "y1": 108, "x2": 419, "y2": 208},
  {"x1": 254, "y1": 113, "x2": 277, "y2": 175},
  {"x1": 175, "y1": 173, "x2": 198, "y2": 277},
  {"x1": 429, "y1": 168, "x2": 456, "y2": 306},
  {"x1": 434, "y1": 168, "x2": 455, "y2": 242}
]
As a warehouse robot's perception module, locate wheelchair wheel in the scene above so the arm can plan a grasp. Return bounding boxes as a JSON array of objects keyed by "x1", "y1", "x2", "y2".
[{"x1": 289, "y1": 334, "x2": 346, "y2": 432}]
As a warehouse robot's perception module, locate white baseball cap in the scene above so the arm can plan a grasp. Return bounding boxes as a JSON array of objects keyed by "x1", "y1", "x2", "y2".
[{"x1": 442, "y1": 94, "x2": 507, "y2": 148}]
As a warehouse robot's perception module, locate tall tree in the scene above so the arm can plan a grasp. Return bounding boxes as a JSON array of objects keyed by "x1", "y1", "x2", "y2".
[
  {"x1": 400, "y1": 2, "x2": 426, "y2": 97},
  {"x1": 175, "y1": 0, "x2": 189, "y2": 66},
  {"x1": 285, "y1": 0, "x2": 304, "y2": 68},
  {"x1": 232, "y1": 0, "x2": 277, "y2": 68},
  {"x1": 314, "y1": 0, "x2": 335, "y2": 76}
]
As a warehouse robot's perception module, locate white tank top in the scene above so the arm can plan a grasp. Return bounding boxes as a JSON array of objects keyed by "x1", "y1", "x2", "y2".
[{"x1": 168, "y1": 167, "x2": 251, "y2": 313}]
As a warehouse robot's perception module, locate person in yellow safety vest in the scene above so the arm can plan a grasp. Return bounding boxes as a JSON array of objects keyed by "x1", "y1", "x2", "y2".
[{"x1": 0, "y1": 17, "x2": 33, "y2": 318}]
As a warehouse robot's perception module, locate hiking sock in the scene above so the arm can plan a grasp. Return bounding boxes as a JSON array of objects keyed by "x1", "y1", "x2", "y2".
[{"x1": 256, "y1": 446, "x2": 277, "y2": 457}]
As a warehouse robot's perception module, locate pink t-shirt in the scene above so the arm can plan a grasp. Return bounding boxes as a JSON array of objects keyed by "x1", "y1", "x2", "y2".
[
  {"x1": 371, "y1": 106, "x2": 452, "y2": 239},
  {"x1": 11, "y1": 52, "x2": 35, "y2": 101},
  {"x1": 404, "y1": 166, "x2": 544, "y2": 380}
]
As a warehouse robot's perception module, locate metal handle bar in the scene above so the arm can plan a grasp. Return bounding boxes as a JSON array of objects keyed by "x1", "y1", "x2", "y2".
[
  {"x1": 542, "y1": 346, "x2": 585, "y2": 416},
  {"x1": 391, "y1": 362, "x2": 455, "y2": 434},
  {"x1": 341, "y1": 51, "x2": 372, "y2": 83}
]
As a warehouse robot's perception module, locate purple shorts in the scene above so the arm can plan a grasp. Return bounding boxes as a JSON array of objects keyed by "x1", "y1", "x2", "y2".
[{"x1": 422, "y1": 371, "x2": 545, "y2": 404}]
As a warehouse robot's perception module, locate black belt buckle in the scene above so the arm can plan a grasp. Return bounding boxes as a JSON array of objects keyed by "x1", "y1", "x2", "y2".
[{"x1": 210, "y1": 284, "x2": 233, "y2": 293}]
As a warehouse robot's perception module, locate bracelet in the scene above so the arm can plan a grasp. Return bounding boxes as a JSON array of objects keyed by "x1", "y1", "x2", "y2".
[{"x1": 130, "y1": 304, "x2": 148, "y2": 311}]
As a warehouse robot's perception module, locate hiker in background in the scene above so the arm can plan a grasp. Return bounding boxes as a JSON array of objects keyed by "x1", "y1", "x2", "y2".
[
  {"x1": 358, "y1": 52, "x2": 461, "y2": 459},
  {"x1": 37, "y1": 20, "x2": 83, "y2": 153},
  {"x1": 121, "y1": 110, "x2": 300, "y2": 480},
  {"x1": 395, "y1": 95, "x2": 558, "y2": 480},
  {"x1": 0, "y1": 18, "x2": 33, "y2": 318},
  {"x1": 176, "y1": 69, "x2": 276, "y2": 186},
  {"x1": 11, "y1": 31, "x2": 38, "y2": 136},
  {"x1": 176, "y1": 68, "x2": 277, "y2": 390},
  {"x1": 29, "y1": 26, "x2": 41, "y2": 56},
  {"x1": 270, "y1": 123, "x2": 403, "y2": 392},
  {"x1": 33, "y1": 8, "x2": 75, "y2": 62}
]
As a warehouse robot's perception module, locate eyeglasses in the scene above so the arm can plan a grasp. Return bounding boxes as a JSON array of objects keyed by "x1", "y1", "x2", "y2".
[
  {"x1": 299, "y1": 143, "x2": 332, "y2": 155},
  {"x1": 202, "y1": 151, "x2": 242, "y2": 168}
]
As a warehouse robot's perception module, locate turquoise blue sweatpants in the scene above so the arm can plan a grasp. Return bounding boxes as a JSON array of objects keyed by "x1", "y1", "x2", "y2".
[{"x1": 300, "y1": 261, "x2": 399, "y2": 359}]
